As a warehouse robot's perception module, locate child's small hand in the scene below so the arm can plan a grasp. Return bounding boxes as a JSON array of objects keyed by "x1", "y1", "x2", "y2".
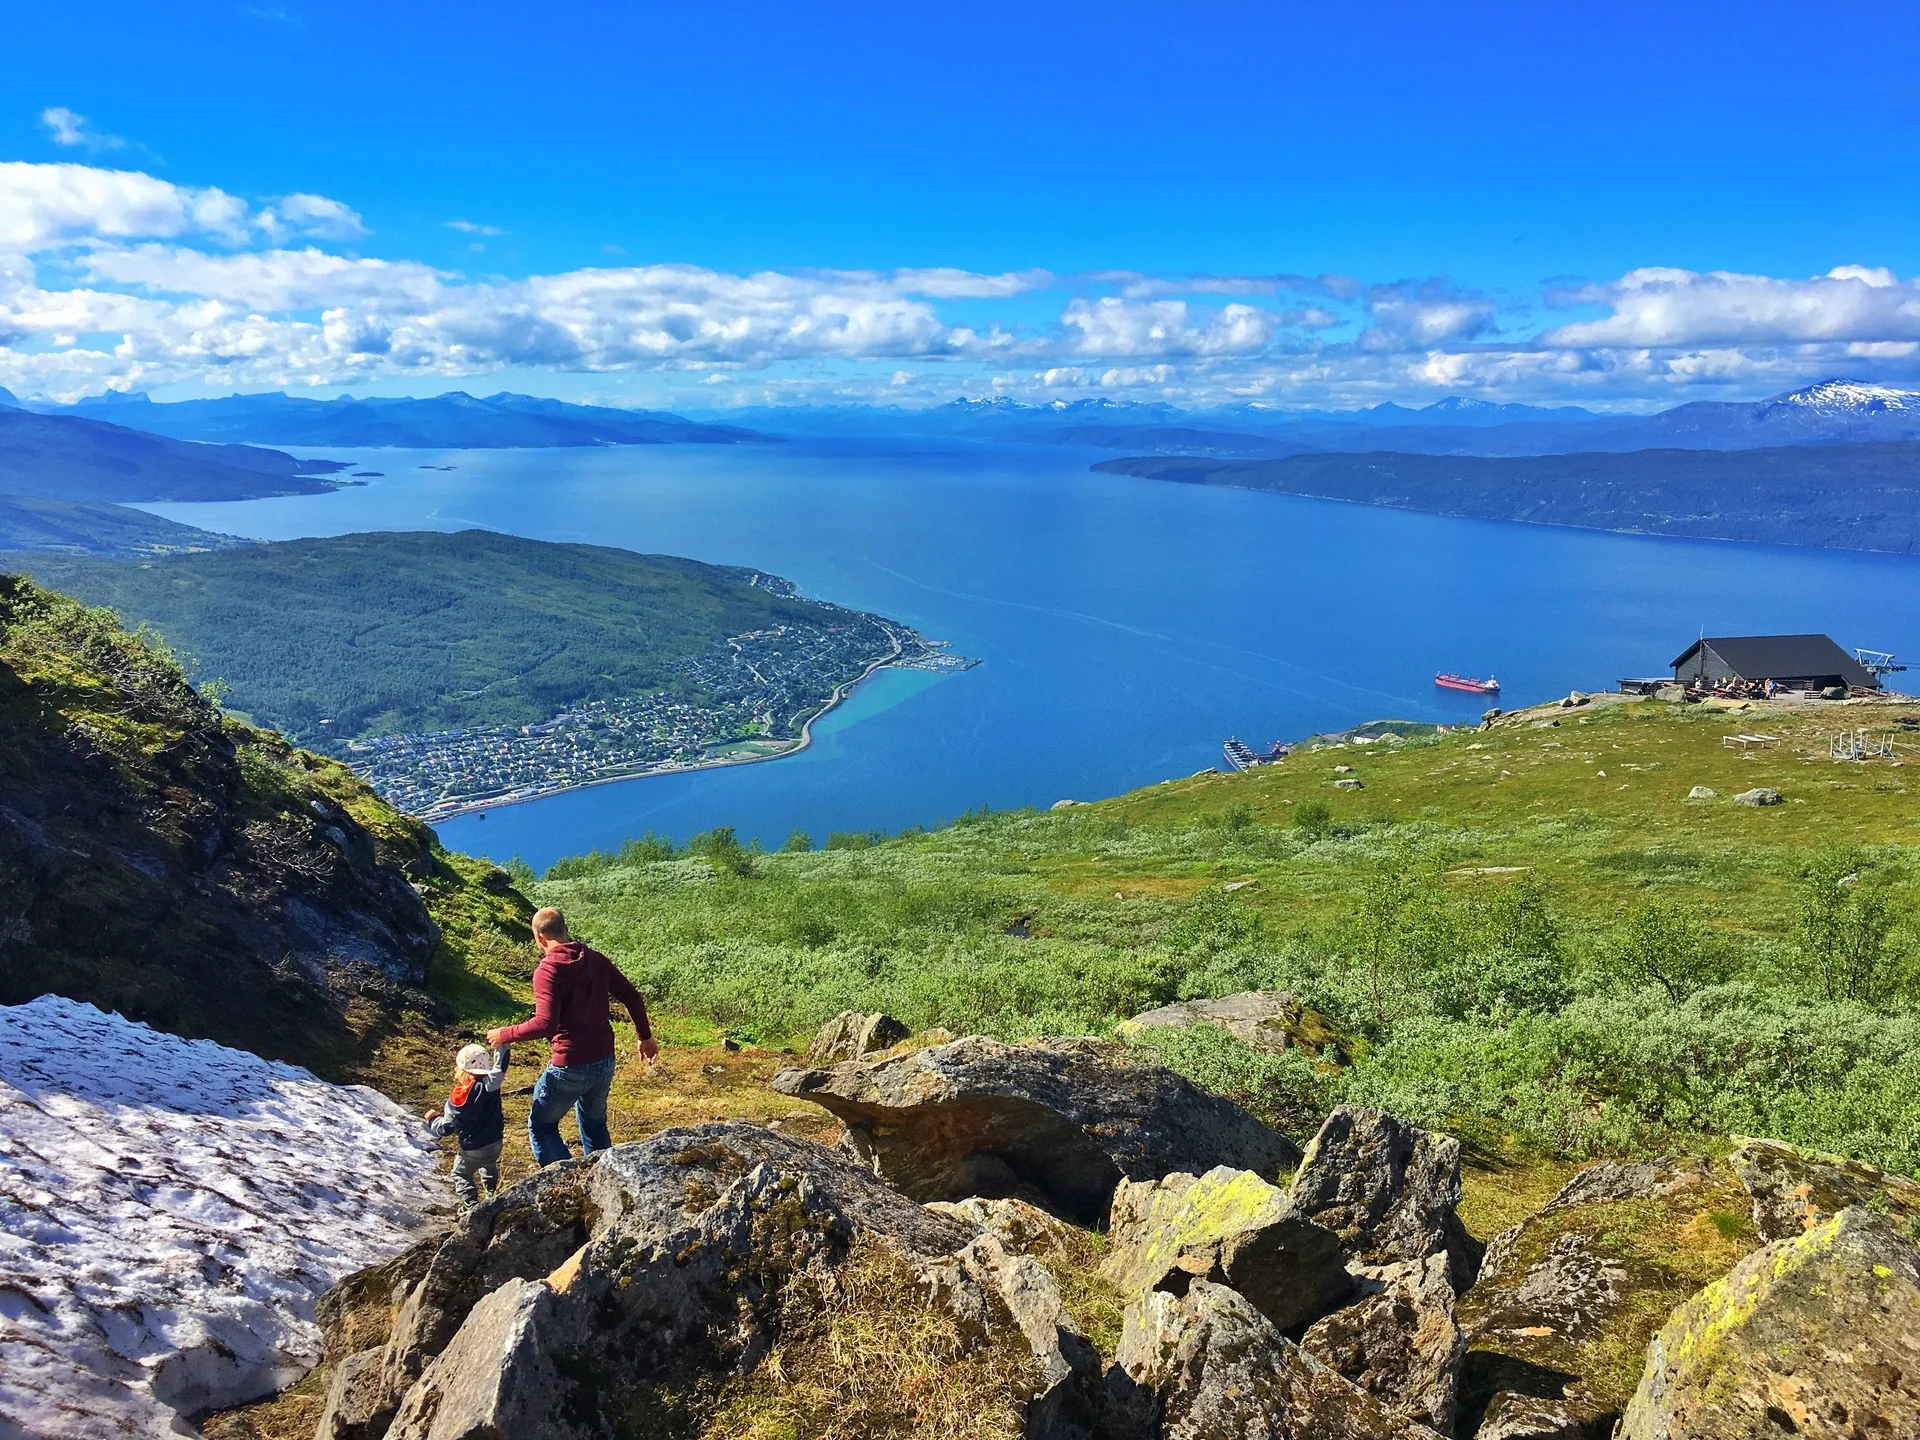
[{"x1": 422, "y1": 1110, "x2": 437, "y2": 1123}]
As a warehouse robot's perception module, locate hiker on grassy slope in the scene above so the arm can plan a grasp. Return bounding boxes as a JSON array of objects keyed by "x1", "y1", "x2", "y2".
[{"x1": 488, "y1": 906, "x2": 658, "y2": 1166}]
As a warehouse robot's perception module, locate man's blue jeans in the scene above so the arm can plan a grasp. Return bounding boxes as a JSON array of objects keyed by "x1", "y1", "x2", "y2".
[{"x1": 527, "y1": 1055, "x2": 617, "y2": 1167}]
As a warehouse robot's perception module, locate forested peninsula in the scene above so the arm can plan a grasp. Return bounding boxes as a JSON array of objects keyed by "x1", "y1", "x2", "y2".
[{"x1": 1095, "y1": 440, "x2": 1920, "y2": 552}]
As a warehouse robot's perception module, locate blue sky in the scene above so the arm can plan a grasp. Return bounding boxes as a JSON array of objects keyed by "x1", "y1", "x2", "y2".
[{"x1": 4, "y1": 1, "x2": 1919, "y2": 409}]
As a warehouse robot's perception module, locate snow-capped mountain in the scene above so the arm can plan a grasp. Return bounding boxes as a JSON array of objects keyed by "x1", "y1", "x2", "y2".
[{"x1": 1759, "y1": 379, "x2": 1920, "y2": 419}]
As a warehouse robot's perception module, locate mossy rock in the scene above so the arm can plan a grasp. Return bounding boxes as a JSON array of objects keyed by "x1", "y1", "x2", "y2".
[
  {"x1": 1456, "y1": 1155, "x2": 1760, "y2": 1436},
  {"x1": 1621, "y1": 1206, "x2": 1920, "y2": 1438}
]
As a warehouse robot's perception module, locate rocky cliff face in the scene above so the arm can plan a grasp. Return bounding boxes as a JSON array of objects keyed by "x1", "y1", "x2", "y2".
[{"x1": 0, "y1": 573, "x2": 527, "y2": 1075}]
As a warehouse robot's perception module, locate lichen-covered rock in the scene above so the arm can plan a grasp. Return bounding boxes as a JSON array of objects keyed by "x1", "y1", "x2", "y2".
[
  {"x1": 1116, "y1": 989, "x2": 1348, "y2": 1059},
  {"x1": 370, "y1": 1123, "x2": 1095, "y2": 1440},
  {"x1": 1730, "y1": 1136, "x2": 1920, "y2": 1241},
  {"x1": 771, "y1": 1035, "x2": 1300, "y2": 1223},
  {"x1": 928, "y1": 1196, "x2": 1082, "y2": 1258},
  {"x1": 1457, "y1": 1156, "x2": 1759, "y2": 1439},
  {"x1": 1301, "y1": 1253, "x2": 1464, "y2": 1433},
  {"x1": 1621, "y1": 1206, "x2": 1920, "y2": 1439},
  {"x1": 1108, "y1": 1279, "x2": 1445, "y2": 1440},
  {"x1": 1102, "y1": 1166, "x2": 1352, "y2": 1332},
  {"x1": 806, "y1": 1009, "x2": 910, "y2": 1064},
  {"x1": 1289, "y1": 1105, "x2": 1477, "y2": 1288},
  {"x1": 1732, "y1": 786, "x2": 1783, "y2": 806}
]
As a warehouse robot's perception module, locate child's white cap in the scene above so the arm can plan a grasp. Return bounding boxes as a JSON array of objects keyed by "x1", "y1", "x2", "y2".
[{"x1": 456, "y1": 1043, "x2": 494, "y2": 1075}]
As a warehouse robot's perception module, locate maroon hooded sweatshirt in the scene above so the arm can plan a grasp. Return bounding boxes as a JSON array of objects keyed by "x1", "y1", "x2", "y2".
[{"x1": 496, "y1": 940, "x2": 652, "y2": 1067}]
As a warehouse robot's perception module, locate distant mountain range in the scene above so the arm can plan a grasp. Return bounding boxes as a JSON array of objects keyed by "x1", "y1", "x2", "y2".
[
  {"x1": 13, "y1": 377, "x2": 1919, "y2": 459},
  {"x1": 13, "y1": 388, "x2": 771, "y2": 449},
  {"x1": 1095, "y1": 438, "x2": 1920, "y2": 553},
  {"x1": 693, "y1": 380, "x2": 1920, "y2": 457}
]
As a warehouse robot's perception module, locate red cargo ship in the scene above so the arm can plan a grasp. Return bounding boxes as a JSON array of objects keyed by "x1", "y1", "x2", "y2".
[{"x1": 1435, "y1": 672, "x2": 1500, "y2": 694}]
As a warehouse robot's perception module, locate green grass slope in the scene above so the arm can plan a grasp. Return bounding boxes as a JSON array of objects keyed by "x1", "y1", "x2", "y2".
[
  {"x1": 21, "y1": 529, "x2": 885, "y2": 747},
  {"x1": 530, "y1": 697, "x2": 1920, "y2": 1173}
]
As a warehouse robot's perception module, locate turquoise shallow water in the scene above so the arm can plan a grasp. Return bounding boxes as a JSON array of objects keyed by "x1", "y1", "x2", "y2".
[{"x1": 142, "y1": 438, "x2": 1920, "y2": 869}]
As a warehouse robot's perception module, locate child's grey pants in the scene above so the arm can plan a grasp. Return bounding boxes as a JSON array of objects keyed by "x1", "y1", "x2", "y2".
[{"x1": 452, "y1": 1141, "x2": 503, "y2": 1205}]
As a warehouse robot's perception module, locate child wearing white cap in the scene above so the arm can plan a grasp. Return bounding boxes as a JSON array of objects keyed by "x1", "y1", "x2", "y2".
[{"x1": 424, "y1": 1042, "x2": 510, "y2": 1206}]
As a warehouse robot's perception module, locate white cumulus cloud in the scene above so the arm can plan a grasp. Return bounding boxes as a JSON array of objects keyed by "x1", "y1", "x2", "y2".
[{"x1": 1543, "y1": 266, "x2": 1920, "y2": 347}]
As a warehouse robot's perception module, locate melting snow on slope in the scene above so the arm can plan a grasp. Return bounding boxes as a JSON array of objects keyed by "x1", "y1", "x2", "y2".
[{"x1": 0, "y1": 996, "x2": 448, "y2": 1439}]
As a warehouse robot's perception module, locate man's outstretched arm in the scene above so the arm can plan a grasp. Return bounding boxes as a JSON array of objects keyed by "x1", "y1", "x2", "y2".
[
  {"x1": 490, "y1": 967, "x2": 555, "y2": 1048},
  {"x1": 604, "y1": 961, "x2": 658, "y2": 1063}
]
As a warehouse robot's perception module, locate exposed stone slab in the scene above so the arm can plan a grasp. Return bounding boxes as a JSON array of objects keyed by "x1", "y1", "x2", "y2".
[
  {"x1": 806, "y1": 1010, "x2": 910, "y2": 1065},
  {"x1": 1109, "y1": 1278, "x2": 1446, "y2": 1440},
  {"x1": 1301, "y1": 1253, "x2": 1464, "y2": 1433},
  {"x1": 1116, "y1": 989, "x2": 1347, "y2": 1059},
  {"x1": 771, "y1": 1035, "x2": 1299, "y2": 1223}
]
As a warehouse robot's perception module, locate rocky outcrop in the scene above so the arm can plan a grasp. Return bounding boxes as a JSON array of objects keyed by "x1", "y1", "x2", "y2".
[
  {"x1": 1457, "y1": 1155, "x2": 1758, "y2": 1439},
  {"x1": 806, "y1": 1009, "x2": 910, "y2": 1064},
  {"x1": 1117, "y1": 989, "x2": 1347, "y2": 1059},
  {"x1": 355, "y1": 1122, "x2": 1096, "y2": 1440},
  {"x1": 1300, "y1": 1253, "x2": 1464, "y2": 1434},
  {"x1": 1102, "y1": 1166, "x2": 1352, "y2": 1332},
  {"x1": 1730, "y1": 1136, "x2": 1920, "y2": 1240},
  {"x1": 928, "y1": 1195, "x2": 1082, "y2": 1258},
  {"x1": 1290, "y1": 1105, "x2": 1477, "y2": 1289},
  {"x1": 0, "y1": 573, "x2": 522, "y2": 1077},
  {"x1": 1621, "y1": 1206, "x2": 1920, "y2": 1438},
  {"x1": 1107, "y1": 1278, "x2": 1445, "y2": 1440},
  {"x1": 771, "y1": 1036, "x2": 1300, "y2": 1223}
]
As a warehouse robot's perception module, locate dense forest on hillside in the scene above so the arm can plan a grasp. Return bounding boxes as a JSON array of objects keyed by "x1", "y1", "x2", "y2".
[
  {"x1": 526, "y1": 698, "x2": 1920, "y2": 1174},
  {"x1": 1096, "y1": 441, "x2": 1920, "y2": 552},
  {"x1": 21, "y1": 530, "x2": 885, "y2": 747},
  {"x1": 0, "y1": 495, "x2": 255, "y2": 557}
]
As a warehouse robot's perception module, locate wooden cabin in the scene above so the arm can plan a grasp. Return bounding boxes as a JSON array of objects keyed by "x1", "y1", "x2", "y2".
[{"x1": 1669, "y1": 634, "x2": 1877, "y2": 692}]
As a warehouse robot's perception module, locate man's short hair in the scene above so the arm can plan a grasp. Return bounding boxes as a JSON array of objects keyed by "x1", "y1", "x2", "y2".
[{"x1": 532, "y1": 907, "x2": 569, "y2": 940}]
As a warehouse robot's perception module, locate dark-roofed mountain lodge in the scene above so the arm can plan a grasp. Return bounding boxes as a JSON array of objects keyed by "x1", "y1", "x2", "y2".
[{"x1": 1670, "y1": 634, "x2": 1878, "y2": 692}]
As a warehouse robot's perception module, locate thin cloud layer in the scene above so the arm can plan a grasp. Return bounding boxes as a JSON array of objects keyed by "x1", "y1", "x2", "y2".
[{"x1": 3, "y1": 159, "x2": 1919, "y2": 406}]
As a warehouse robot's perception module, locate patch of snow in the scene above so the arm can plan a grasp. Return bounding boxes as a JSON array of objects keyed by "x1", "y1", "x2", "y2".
[
  {"x1": 1763, "y1": 378, "x2": 1920, "y2": 416},
  {"x1": 0, "y1": 996, "x2": 448, "y2": 1439}
]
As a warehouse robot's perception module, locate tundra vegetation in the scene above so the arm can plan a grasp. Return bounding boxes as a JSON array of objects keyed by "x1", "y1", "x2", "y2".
[{"x1": 528, "y1": 700, "x2": 1920, "y2": 1175}]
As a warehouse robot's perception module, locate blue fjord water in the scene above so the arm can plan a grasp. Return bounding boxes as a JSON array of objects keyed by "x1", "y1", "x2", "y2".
[{"x1": 143, "y1": 439, "x2": 1920, "y2": 870}]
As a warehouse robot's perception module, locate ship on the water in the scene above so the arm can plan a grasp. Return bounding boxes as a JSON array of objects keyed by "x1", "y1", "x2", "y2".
[
  {"x1": 1435, "y1": 672, "x2": 1500, "y2": 695},
  {"x1": 1223, "y1": 737, "x2": 1290, "y2": 770}
]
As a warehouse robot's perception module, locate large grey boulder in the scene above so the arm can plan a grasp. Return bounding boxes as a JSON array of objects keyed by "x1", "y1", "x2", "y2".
[
  {"x1": 1301, "y1": 1253, "x2": 1464, "y2": 1434},
  {"x1": 368, "y1": 1122, "x2": 1095, "y2": 1440},
  {"x1": 771, "y1": 1036, "x2": 1300, "y2": 1223},
  {"x1": 1117, "y1": 989, "x2": 1347, "y2": 1059},
  {"x1": 1289, "y1": 1105, "x2": 1476, "y2": 1288},
  {"x1": 1732, "y1": 786, "x2": 1783, "y2": 806},
  {"x1": 806, "y1": 1009, "x2": 910, "y2": 1064},
  {"x1": 1107, "y1": 1279, "x2": 1445, "y2": 1440},
  {"x1": 1621, "y1": 1206, "x2": 1920, "y2": 1439},
  {"x1": 1730, "y1": 1136, "x2": 1920, "y2": 1241},
  {"x1": 1102, "y1": 1166, "x2": 1353, "y2": 1332},
  {"x1": 1457, "y1": 1156, "x2": 1758, "y2": 1439}
]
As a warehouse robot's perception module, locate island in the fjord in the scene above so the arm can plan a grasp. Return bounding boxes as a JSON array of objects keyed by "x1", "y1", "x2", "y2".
[{"x1": 20, "y1": 529, "x2": 970, "y2": 819}]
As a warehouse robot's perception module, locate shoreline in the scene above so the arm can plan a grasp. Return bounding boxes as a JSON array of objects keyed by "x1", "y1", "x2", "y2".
[{"x1": 419, "y1": 630, "x2": 912, "y2": 825}]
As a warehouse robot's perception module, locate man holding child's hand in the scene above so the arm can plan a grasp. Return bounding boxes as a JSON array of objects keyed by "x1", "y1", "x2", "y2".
[{"x1": 487, "y1": 907, "x2": 658, "y2": 1167}]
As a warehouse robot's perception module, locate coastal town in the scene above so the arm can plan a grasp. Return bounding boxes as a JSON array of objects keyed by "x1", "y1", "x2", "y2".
[{"x1": 346, "y1": 609, "x2": 973, "y2": 818}]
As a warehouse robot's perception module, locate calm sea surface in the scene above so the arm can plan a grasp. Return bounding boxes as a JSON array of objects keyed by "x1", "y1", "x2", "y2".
[{"x1": 142, "y1": 439, "x2": 1920, "y2": 869}]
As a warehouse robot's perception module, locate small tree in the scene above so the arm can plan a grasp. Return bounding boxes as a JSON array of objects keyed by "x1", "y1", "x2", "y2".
[
  {"x1": 1293, "y1": 799, "x2": 1334, "y2": 841},
  {"x1": 1337, "y1": 862, "x2": 1449, "y2": 1026},
  {"x1": 1798, "y1": 846, "x2": 1906, "y2": 1003},
  {"x1": 1606, "y1": 900, "x2": 1721, "y2": 1003}
]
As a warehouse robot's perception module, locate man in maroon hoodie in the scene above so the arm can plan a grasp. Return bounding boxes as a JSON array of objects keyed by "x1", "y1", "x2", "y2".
[{"x1": 487, "y1": 907, "x2": 658, "y2": 1167}]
